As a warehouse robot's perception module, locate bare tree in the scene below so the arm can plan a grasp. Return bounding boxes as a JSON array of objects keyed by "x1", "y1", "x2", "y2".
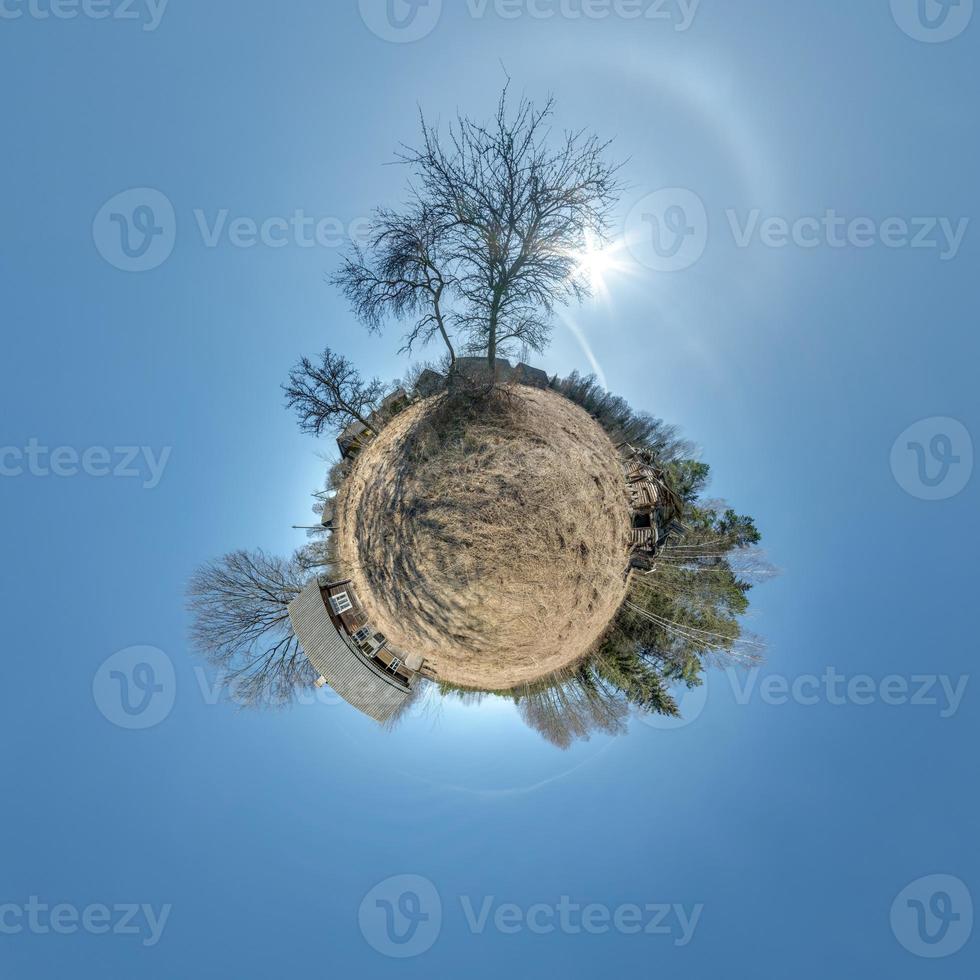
[
  {"x1": 186, "y1": 549, "x2": 315, "y2": 708},
  {"x1": 334, "y1": 85, "x2": 622, "y2": 376},
  {"x1": 332, "y1": 204, "x2": 458, "y2": 366},
  {"x1": 284, "y1": 347, "x2": 387, "y2": 438},
  {"x1": 515, "y1": 670, "x2": 630, "y2": 749}
]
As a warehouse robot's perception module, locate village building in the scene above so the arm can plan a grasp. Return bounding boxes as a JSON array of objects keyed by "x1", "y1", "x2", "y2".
[
  {"x1": 450, "y1": 356, "x2": 550, "y2": 389},
  {"x1": 413, "y1": 368, "x2": 446, "y2": 398},
  {"x1": 512, "y1": 361, "x2": 550, "y2": 388},
  {"x1": 336, "y1": 419, "x2": 372, "y2": 460},
  {"x1": 287, "y1": 579, "x2": 426, "y2": 724},
  {"x1": 618, "y1": 443, "x2": 686, "y2": 567},
  {"x1": 336, "y1": 387, "x2": 410, "y2": 460}
]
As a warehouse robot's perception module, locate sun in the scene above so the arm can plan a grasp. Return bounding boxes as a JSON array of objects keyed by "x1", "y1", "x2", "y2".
[{"x1": 573, "y1": 234, "x2": 630, "y2": 295}]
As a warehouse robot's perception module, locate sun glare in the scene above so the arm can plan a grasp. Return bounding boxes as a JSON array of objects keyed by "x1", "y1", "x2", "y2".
[{"x1": 573, "y1": 235, "x2": 630, "y2": 295}]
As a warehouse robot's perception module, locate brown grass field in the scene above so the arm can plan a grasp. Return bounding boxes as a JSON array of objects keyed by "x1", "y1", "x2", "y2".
[{"x1": 335, "y1": 384, "x2": 631, "y2": 690}]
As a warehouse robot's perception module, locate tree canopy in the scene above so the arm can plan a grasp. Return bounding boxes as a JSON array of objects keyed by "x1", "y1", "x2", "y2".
[
  {"x1": 283, "y1": 346, "x2": 388, "y2": 438},
  {"x1": 186, "y1": 549, "x2": 315, "y2": 708},
  {"x1": 333, "y1": 86, "x2": 622, "y2": 373}
]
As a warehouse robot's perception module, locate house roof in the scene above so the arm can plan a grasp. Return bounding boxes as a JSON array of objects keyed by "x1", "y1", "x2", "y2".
[
  {"x1": 337, "y1": 418, "x2": 368, "y2": 449},
  {"x1": 514, "y1": 362, "x2": 549, "y2": 388},
  {"x1": 455, "y1": 356, "x2": 514, "y2": 379},
  {"x1": 414, "y1": 369, "x2": 446, "y2": 397},
  {"x1": 288, "y1": 581, "x2": 412, "y2": 725}
]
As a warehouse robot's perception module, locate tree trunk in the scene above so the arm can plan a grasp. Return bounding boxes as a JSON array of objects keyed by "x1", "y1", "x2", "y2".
[{"x1": 433, "y1": 289, "x2": 456, "y2": 367}]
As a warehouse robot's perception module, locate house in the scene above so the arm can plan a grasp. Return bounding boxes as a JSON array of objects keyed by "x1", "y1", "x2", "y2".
[
  {"x1": 453, "y1": 356, "x2": 515, "y2": 386},
  {"x1": 287, "y1": 579, "x2": 424, "y2": 725},
  {"x1": 513, "y1": 362, "x2": 549, "y2": 389},
  {"x1": 451, "y1": 357, "x2": 550, "y2": 390},
  {"x1": 377, "y1": 387, "x2": 410, "y2": 418},
  {"x1": 413, "y1": 368, "x2": 446, "y2": 398},
  {"x1": 619, "y1": 444, "x2": 686, "y2": 566},
  {"x1": 336, "y1": 419, "x2": 371, "y2": 460},
  {"x1": 336, "y1": 388, "x2": 410, "y2": 460}
]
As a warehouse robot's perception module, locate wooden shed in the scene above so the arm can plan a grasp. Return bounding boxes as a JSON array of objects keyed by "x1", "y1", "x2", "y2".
[{"x1": 287, "y1": 580, "x2": 419, "y2": 725}]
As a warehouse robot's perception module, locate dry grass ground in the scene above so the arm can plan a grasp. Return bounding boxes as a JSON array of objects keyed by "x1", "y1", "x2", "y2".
[{"x1": 335, "y1": 384, "x2": 631, "y2": 689}]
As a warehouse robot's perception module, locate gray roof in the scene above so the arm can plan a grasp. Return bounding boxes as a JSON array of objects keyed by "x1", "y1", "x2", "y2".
[
  {"x1": 414, "y1": 369, "x2": 446, "y2": 398},
  {"x1": 288, "y1": 581, "x2": 412, "y2": 724},
  {"x1": 455, "y1": 356, "x2": 514, "y2": 380},
  {"x1": 514, "y1": 362, "x2": 549, "y2": 388},
  {"x1": 337, "y1": 419, "x2": 368, "y2": 454}
]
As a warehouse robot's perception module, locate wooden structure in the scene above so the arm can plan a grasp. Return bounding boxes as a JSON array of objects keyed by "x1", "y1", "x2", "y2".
[
  {"x1": 512, "y1": 362, "x2": 550, "y2": 388},
  {"x1": 336, "y1": 388, "x2": 410, "y2": 460},
  {"x1": 288, "y1": 579, "x2": 426, "y2": 724},
  {"x1": 449, "y1": 357, "x2": 550, "y2": 391},
  {"x1": 619, "y1": 443, "x2": 686, "y2": 569},
  {"x1": 413, "y1": 369, "x2": 446, "y2": 398},
  {"x1": 336, "y1": 419, "x2": 371, "y2": 460}
]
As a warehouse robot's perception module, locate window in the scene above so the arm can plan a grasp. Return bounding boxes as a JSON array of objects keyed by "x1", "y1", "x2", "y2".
[
  {"x1": 353, "y1": 626, "x2": 371, "y2": 644},
  {"x1": 329, "y1": 592, "x2": 353, "y2": 615}
]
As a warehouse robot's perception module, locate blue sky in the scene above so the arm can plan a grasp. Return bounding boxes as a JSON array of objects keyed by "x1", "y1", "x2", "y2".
[{"x1": 1, "y1": 1, "x2": 977, "y2": 976}]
